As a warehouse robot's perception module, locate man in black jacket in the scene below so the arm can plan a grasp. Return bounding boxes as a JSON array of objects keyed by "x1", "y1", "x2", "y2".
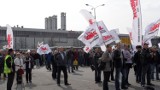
[
  {"x1": 113, "y1": 43, "x2": 128, "y2": 90},
  {"x1": 51, "y1": 50, "x2": 58, "y2": 80},
  {"x1": 134, "y1": 45, "x2": 142, "y2": 83},
  {"x1": 56, "y1": 47, "x2": 71, "y2": 86},
  {"x1": 141, "y1": 42, "x2": 154, "y2": 87},
  {"x1": 93, "y1": 47, "x2": 102, "y2": 83},
  {"x1": 66, "y1": 47, "x2": 74, "y2": 73}
]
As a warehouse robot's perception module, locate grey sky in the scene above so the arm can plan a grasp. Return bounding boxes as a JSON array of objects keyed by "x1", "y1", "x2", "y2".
[{"x1": 0, "y1": 0, "x2": 159, "y2": 34}]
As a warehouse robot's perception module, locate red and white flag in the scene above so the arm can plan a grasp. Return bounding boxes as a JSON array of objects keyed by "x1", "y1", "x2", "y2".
[
  {"x1": 6, "y1": 24, "x2": 14, "y2": 49},
  {"x1": 97, "y1": 21, "x2": 114, "y2": 45},
  {"x1": 37, "y1": 44, "x2": 51, "y2": 55},
  {"x1": 143, "y1": 19, "x2": 160, "y2": 43},
  {"x1": 130, "y1": 0, "x2": 142, "y2": 45},
  {"x1": 127, "y1": 28, "x2": 138, "y2": 51},
  {"x1": 83, "y1": 45, "x2": 92, "y2": 53},
  {"x1": 78, "y1": 23, "x2": 101, "y2": 48}
]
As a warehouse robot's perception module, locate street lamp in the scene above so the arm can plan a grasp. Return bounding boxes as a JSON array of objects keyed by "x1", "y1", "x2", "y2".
[{"x1": 85, "y1": 4, "x2": 105, "y2": 19}]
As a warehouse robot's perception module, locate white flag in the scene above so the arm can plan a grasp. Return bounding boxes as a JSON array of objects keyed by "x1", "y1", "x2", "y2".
[
  {"x1": 37, "y1": 44, "x2": 51, "y2": 55},
  {"x1": 127, "y1": 28, "x2": 137, "y2": 51},
  {"x1": 143, "y1": 19, "x2": 160, "y2": 43},
  {"x1": 130, "y1": 0, "x2": 142, "y2": 45},
  {"x1": 78, "y1": 23, "x2": 101, "y2": 48},
  {"x1": 83, "y1": 45, "x2": 92, "y2": 53},
  {"x1": 80, "y1": 9, "x2": 96, "y2": 25},
  {"x1": 109, "y1": 29, "x2": 121, "y2": 43},
  {"x1": 6, "y1": 24, "x2": 14, "y2": 49},
  {"x1": 97, "y1": 21, "x2": 114, "y2": 45}
]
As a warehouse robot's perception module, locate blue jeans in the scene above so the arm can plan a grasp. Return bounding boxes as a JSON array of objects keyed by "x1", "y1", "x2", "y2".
[
  {"x1": 67, "y1": 59, "x2": 73, "y2": 73},
  {"x1": 95, "y1": 64, "x2": 101, "y2": 82},
  {"x1": 150, "y1": 64, "x2": 155, "y2": 79},
  {"x1": 115, "y1": 67, "x2": 126, "y2": 90}
]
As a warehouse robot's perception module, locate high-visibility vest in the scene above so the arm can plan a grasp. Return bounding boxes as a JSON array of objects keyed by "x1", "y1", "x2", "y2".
[{"x1": 4, "y1": 55, "x2": 13, "y2": 74}]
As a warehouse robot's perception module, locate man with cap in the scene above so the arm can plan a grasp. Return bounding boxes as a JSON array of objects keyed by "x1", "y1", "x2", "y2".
[
  {"x1": 4, "y1": 49, "x2": 15, "y2": 90},
  {"x1": 141, "y1": 42, "x2": 154, "y2": 87}
]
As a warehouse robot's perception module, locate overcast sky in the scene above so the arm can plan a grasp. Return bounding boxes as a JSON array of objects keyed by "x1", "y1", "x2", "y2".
[{"x1": 0, "y1": 0, "x2": 159, "y2": 34}]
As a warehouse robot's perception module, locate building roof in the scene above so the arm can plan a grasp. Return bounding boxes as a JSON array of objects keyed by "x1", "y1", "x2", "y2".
[{"x1": 0, "y1": 26, "x2": 82, "y2": 33}]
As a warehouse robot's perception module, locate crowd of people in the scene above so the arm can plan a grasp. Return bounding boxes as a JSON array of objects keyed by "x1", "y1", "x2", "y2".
[
  {"x1": 91, "y1": 43, "x2": 160, "y2": 90},
  {"x1": 0, "y1": 42, "x2": 160, "y2": 90}
]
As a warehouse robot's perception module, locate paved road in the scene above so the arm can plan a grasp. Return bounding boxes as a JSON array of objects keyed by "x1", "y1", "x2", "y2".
[{"x1": 0, "y1": 67, "x2": 160, "y2": 90}]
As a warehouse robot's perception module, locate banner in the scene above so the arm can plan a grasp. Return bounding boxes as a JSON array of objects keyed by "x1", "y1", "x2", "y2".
[
  {"x1": 83, "y1": 45, "x2": 92, "y2": 53},
  {"x1": 143, "y1": 19, "x2": 160, "y2": 43},
  {"x1": 80, "y1": 9, "x2": 96, "y2": 25},
  {"x1": 37, "y1": 42, "x2": 44, "y2": 48},
  {"x1": 6, "y1": 24, "x2": 14, "y2": 49},
  {"x1": 78, "y1": 23, "x2": 101, "y2": 48},
  {"x1": 97, "y1": 21, "x2": 114, "y2": 45},
  {"x1": 109, "y1": 29, "x2": 121, "y2": 43},
  {"x1": 37, "y1": 44, "x2": 51, "y2": 55},
  {"x1": 127, "y1": 28, "x2": 137, "y2": 51},
  {"x1": 130, "y1": 0, "x2": 142, "y2": 45}
]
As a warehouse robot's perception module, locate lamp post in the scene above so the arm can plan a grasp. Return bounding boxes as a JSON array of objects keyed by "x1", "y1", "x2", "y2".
[{"x1": 85, "y1": 4, "x2": 105, "y2": 19}]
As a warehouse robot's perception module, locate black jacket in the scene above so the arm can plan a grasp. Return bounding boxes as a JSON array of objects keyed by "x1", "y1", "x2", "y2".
[
  {"x1": 93, "y1": 52, "x2": 102, "y2": 66},
  {"x1": 113, "y1": 49, "x2": 123, "y2": 68},
  {"x1": 134, "y1": 51, "x2": 142, "y2": 66},
  {"x1": 56, "y1": 52, "x2": 67, "y2": 67},
  {"x1": 141, "y1": 48, "x2": 152, "y2": 66},
  {"x1": 25, "y1": 56, "x2": 34, "y2": 69}
]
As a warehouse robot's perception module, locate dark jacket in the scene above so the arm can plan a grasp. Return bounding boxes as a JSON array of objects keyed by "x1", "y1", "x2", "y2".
[
  {"x1": 151, "y1": 51, "x2": 160, "y2": 65},
  {"x1": 67, "y1": 50, "x2": 74, "y2": 60},
  {"x1": 93, "y1": 52, "x2": 102, "y2": 67},
  {"x1": 56, "y1": 52, "x2": 67, "y2": 67},
  {"x1": 134, "y1": 51, "x2": 142, "y2": 66},
  {"x1": 113, "y1": 49, "x2": 123, "y2": 68},
  {"x1": 51, "y1": 53, "x2": 58, "y2": 67},
  {"x1": 25, "y1": 56, "x2": 34, "y2": 69},
  {"x1": 141, "y1": 48, "x2": 152, "y2": 66}
]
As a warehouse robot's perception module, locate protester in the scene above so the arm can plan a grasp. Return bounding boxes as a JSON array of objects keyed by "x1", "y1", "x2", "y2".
[
  {"x1": 4, "y1": 49, "x2": 15, "y2": 90},
  {"x1": 141, "y1": 42, "x2": 154, "y2": 87},
  {"x1": 33, "y1": 52, "x2": 40, "y2": 68},
  {"x1": 56, "y1": 47, "x2": 71, "y2": 86},
  {"x1": 113, "y1": 43, "x2": 128, "y2": 90},
  {"x1": 51, "y1": 50, "x2": 58, "y2": 80},
  {"x1": 123, "y1": 44, "x2": 133, "y2": 86},
  {"x1": 150, "y1": 46, "x2": 160, "y2": 80},
  {"x1": 93, "y1": 47, "x2": 102, "y2": 83},
  {"x1": 73, "y1": 49, "x2": 79, "y2": 70},
  {"x1": 14, "y1": 52, "x2": 24, "y2": 84},
  {"x1": 100, "y1": 44, "x2": 112, "y2": 90},
  {"x1": 134, "y1": 45, "x2": 142, "y2": 83},
  {"x1": 45, "y1": 52, "x2": 52, "y2": 71},
  {"x1": 78, "y1": 49, "x2": 84, "y2": 67},
  {"x1": 109, "y1": 48, "x2": 115, "y2": 81},
  {"x1": 24, "y1": 52, "x2": 34, "y2": 83},
  {"x1": 66, "y1": 47, "x2": 74, "y2": 73}
]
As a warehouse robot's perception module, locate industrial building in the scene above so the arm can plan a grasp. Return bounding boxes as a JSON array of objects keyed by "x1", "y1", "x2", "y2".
[{"x1": 1, "y1": 12, "x2": 148, "y2": 50}]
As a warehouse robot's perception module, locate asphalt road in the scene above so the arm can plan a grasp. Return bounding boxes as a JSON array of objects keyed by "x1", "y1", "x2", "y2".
[{"x1": 0, "y1": 67, "x2": 160, "y2": 90}]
